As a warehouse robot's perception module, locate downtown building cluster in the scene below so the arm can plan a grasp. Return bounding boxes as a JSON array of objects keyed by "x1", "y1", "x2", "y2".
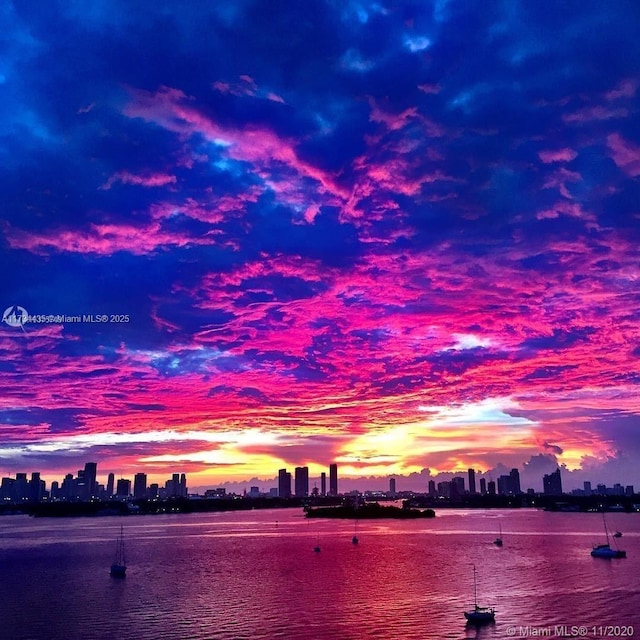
[
  {"x1": 0, "y1": 462, "x2": 188, "y2": 504},
  {"x1": 421, "y1": 467, "x2": 634, "y2": 499},
  {"x1": 277, "y1": 463, "x2": 339, "y2": 498}
]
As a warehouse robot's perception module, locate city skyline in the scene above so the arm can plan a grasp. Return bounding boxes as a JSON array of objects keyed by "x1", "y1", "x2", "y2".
[
  {"x1": 2, "y1": 3, "x2": 640, "y2": 490},
  {"x1": 1, "y1": 458, "x2": 636, "y2": 498}
]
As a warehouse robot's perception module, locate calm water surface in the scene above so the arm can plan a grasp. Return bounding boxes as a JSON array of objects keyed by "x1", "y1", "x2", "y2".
[{"x1": 0, "y1": 508, "x2": 639, "y2": 639}]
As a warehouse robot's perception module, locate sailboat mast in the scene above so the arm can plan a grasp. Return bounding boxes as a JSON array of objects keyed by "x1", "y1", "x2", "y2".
[
  {"x1": 602, "y1": 510, "x2": 610, "y2": 545},
  {"x1": 473, "y1": 564, "x2": 478, "y2": 607}
]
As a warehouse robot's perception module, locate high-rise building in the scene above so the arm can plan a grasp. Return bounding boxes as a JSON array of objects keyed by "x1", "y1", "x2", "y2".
[
  {"x1": 29, "y1": 472, "x2": 44, "y2": 502},
  {"x1": 278, "y1": 468, "x2": 292, "y2": 498},
  {"x1": 487, "y1": 480, "x2": 496, "y2": 495},
  {"x1": 437, "y1": 481, "x2": 451, "y2": 498},
  {"x1": 509, "y1": 468, "x2": 521, "y2": 495},
  {"x1": 451, "y1": 477, "x2": 465, "y2": 498},
  {"x1": 294, "y1": 466, "x2": 309, "y2": 497},
  {"x1": 479, "y1": 478, "x2": 487, "y2": 495},
  {"x1": 329, "y1": 463, "x2": 338, "y2": 496},
  {"x1": 320, "y1": 472, "x2": 326, "y2": 496},
  {"x1": 180, "y1": 473, "x2": 188, "y2": 497},
  {"x1": 76, "y1": 468, "x2": 85, "y2": 498},
  {"x1": 133, "y1": 473, "x2": 147, "y2": 499},
  {"x1": 166, "y1": 473, "x2": 181, "y2": 497},
  {"x1": 116, "y1": 478, "x2": 131, "y2": 498},
  {"x1": 583, "y1": 481, "x2": 592, "y2": 496},
  {"x1": 84, "y1": 462, "x2": 98, "y2": 499},
  {"x1": 543, "y1": 468, "x2": 562, "y2": 496},
  {"x1": 428, "y1": 480, "x2": 436, "y2": 496},
  {"x1": 389, "y1": 477, "x2": 396, "y2": 495},
  {"x1": 15, "y1": 473, "x2": 28, "y2": 502},
  {"x1": 468, "y1": 469, "x2": 476, "y2": 494},
  {"x1": 106, "y1": 473, "x2": 115, "y2": 497},
  {"x1": 61, "y1": 473, "x2": 74, "y2": 500},
  {"x1": 497, "y1": 474, "x2": 512, "y2": 496}
]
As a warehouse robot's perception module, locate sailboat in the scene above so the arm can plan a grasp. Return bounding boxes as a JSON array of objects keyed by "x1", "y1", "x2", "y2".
[
  {"x1": 352, "y1": 517, "x2": 359, "y2": 545},
  {"x1": 591, "y1": 511, "x2": 626, "y2": 559},
  {"x1": 493, "y1": 522, "x2": 503, "y2": 547},
  {"x1": 313, "y1": 532, "x2": 321, "y2": 553},
  {"x1": 110, "y1": 524, "x2": 127, "y2": 577},
  {"x1": 464, "y1": 565, "x2": 495, "y2": 624}
]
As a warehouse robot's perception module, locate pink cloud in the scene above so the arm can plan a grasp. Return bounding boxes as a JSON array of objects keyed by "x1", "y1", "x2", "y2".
[
  {"x1": 5, "y1": 221, "x2": 216, "y2": 255},
  {"x1": 303, "y1": 204, "x2": 321, "y2": 224},
  {"x1": 605, "y1": 78, "x2": 639, "y2": 101},
  {"x1": 606, "y1": 133, "x2": 640, "y2": 176},
  {"x1": 538, "y1": 148, "x2": 578, "y2": 164},
  {"x1": 212, "y1": 77, "x2": 285, "y2": 104},
  {"x1": 100, "y1": 171, "x2": 177, "y2": 190},
  {"x1": 149, "y1": 188, "x2": 262, "y2": 224},
  {"x1": 536, "y1": 201, "x2": 594, "y2": 222},
  {"x1": 77, "y1": 102, "x2": 95, "y2": 114},
  {"x1": 417, "y1": 83, "x2": 441, "y2": 94},
  {"x1": 124, "y1": 86, "x2": 349, "y2": 202},
  {"x1": 266, "y1": 92, "x2": 285, "y2": 104},
  {"x1": 562, "y1": 105, "x2": 628, "y2": 124},
  {"x1": 212, "y1": 81, "x2": 232, "y2": 94},
  {"x1": 541, "y1": 167, "x2": 582, "y2": 199},
  {"x1": 369, "y1": 100, "x2": 419, "y2": 131}
]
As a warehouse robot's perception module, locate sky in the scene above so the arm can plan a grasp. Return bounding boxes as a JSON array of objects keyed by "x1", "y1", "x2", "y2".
[{"x1": 1, "y1": 0, "x2": 640, "y2": 493}]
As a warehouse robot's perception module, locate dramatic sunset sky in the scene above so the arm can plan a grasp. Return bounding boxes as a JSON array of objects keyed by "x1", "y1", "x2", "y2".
[{"x1": 2, "y1": 1, "x2": 640, "y2": 492}]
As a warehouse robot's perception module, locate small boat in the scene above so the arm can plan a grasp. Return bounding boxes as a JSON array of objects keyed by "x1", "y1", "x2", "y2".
[
  {"x1": 493, "y1": 523, "x2": 503, "y2": 547},
  {"x1": 591, "y1": 544, "x2": 626, "y2": 559},
  {"x1": 464, "y1": 565, "x2": 495, "y2": 625},
  {"x1": 352, "y1": 517, "x2": 359, "y2": 544},
  {"x1": 591, "y1": 511, "x2": 626, "y2": 559},
  {"x1": 313, "y1": 529, "x2": 321, "y2": 553},
  {"x1": 110, "y1": 524, "x2": 127, "y2": 577},
  {"x1": 613, "y1": 531, "x2": 622, "y2": 538}
]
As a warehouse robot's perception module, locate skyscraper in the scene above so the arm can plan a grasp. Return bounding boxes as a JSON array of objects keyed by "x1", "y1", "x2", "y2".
[
  {"x1": 329, "y1": 463, "x2": 338, "y2": 496},
  {"x1": 29, "y1": 472, "x2": 43, "y2": 502},
  {"x1": 451, "y1": 476, "x2": 465, "y2": 497},
  {"x1": 320, "y1": 472, "x2": 326, "y2": 496},
  {"x1": 509, "y1": 468, "x2": 521, "y2": 495},
  {"x1": 134, "y1": 472, "x2": 147, "y2": 499},
  {"x1": 180, "y1": 473, "x2": 187, "y2": 497},
  {"x1": 543, "y1": 468, "x2": 563, "y2": 496},
  {"x1": 479, "y1": 478, "x2": 487, "y2": 495},
  {"x1": 468, "y1": 468, "x2": 476, "y2": 494},
  {"x1": 106, "y1": 472, "x2": 115, "y2": 497},
  {"x1": 428, "y1": 480, "x2": 436, "y2": 496},
  {"x1": 84, "y1": 462, "x2": 97, "y2": 499},
  {"x1": 116, "y1": 478, "x2": 131, "y2": 497},
  {"x1": 497, "y1": 474, "x2": 511, "y2": 496},
  {"x1": 294, "y1": 466, "x2": 309, "y2": 497},
  {"x1": 389, "y1": 477, "x2": 396, "y2": 495},
  {"x1": 167, "y1": 473, "x2": 180, "y2": 497},
  {"x1": 278, "y1": 468, "x2": 292, "y2": 498}
]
